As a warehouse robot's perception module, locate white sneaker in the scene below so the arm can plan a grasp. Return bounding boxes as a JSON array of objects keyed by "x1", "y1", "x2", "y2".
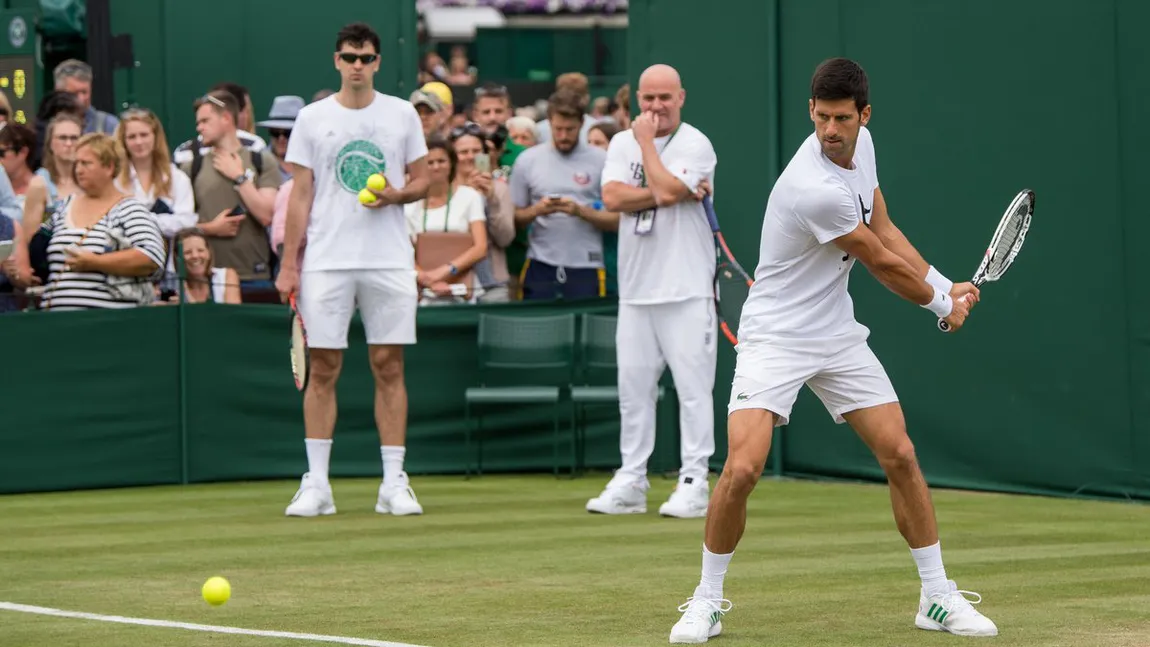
[
  {"x1": 586, "y1": 475, "x2": 649, "y2": 514},
  {"x1": 285, "y1": 473, "x2": 336, "y2": 517},
  {"x1": 669, "y1": 591, "x2": 732, "y2": 644},
  {"x1": 916, "y1": 580, "x2": 999, "y2": 636},
  {"x1": 375, "y1": 472, "x2": 424, "y2": 516},
  {"x1": 659, "y1": 477, "x2": 710, "y2": 518}
]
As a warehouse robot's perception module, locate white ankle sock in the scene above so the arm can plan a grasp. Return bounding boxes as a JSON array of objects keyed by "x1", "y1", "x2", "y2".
[
  {"x1": 305, "y1": 438, "x2": 333, "y2": 485},
  {"x1": 910, "y1": 542, "x2": 949, "y2": 597},
  {"x1": 381, "y1": 446, "x2": 406, "y2": 486},
  {"x1": 698, "y1": 544, "x2": 734, "y2": 600}
]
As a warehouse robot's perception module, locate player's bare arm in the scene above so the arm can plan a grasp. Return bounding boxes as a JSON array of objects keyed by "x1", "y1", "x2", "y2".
[
  {"x1": 369, "y1": 157, "x2": 429, "y2": 208},
  {"x1": 870, "y1": 188, "x2": 980, "y2": 305},
  {"x1": 567, "y1": 199, "x2": 620, "y2": 231},
  {"x1": 601, "y1": 181, "x2": 657, "y2": 213},
  {"x1": 833, "y1": 221, "x2": 970, "y2": 329},
  {"x1": 275, "y1": 165, "x2": 315, "y2": 301}
]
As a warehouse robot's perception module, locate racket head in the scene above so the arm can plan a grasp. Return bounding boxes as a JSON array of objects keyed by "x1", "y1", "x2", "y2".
[
  {"x1": 704, "y1": 195, "x2": 754, "y2": 346},
  {"x1": 971, "y1": 188, "x2": 1034, "y2": 285},
  {"x1": 289, "y1": 293, "x2": 310, "y2": 392}
]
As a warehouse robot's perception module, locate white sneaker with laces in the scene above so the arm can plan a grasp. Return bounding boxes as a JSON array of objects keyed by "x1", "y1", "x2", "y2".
[
  {"x1": 284, "y1": 473, "x2": 336, "y2": 517},
  {"x1": 586, "y1": 475, "x2": 649, "y2": 514},
  {"x1": 916, "y1": 580, "x2": 999, "y2": 636},
  {"x1": 669, "y1": 592, "x2": 732, "y2": 644},
  {"x1": 375, "y1": 472, "x2": 424, "y2": 516},
  {"x1": 659, "y1": 477, "x2": 710, "y2": 518}
]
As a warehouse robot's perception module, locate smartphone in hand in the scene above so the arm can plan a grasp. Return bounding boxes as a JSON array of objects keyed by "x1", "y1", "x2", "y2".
[{"x1": 474, "y1": 153, "x2": 491, "y2": 174}]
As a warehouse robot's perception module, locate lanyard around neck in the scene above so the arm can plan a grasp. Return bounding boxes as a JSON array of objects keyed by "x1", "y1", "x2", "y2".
[
  {"x1": 422, "y1": 188, "x2": 452, "y2": 233},
  {"x1": 640, "y1": 124, "x2": 681, "y2": 189}
]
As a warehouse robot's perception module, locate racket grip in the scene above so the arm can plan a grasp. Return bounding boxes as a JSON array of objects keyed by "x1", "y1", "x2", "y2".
[{"x1": 937, "y1": 318, "x2": 950, "y2": 332}]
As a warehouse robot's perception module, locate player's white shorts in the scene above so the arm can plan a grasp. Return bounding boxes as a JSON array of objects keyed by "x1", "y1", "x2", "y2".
[
  {"x1": 299, "y1": 269, "x2": 417, "y2": 349},
  {"x1": 727, "y1": 340, "x2": 898, "y2": 426}
]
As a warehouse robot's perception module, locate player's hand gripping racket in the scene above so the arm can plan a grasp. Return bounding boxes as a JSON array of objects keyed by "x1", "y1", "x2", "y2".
[
  {"x1": 702, "y1": 195, "x2": 754, "y2": 345},
  {"x1": 289, "y1": 293, "x2": 310, "y2": 391},
  {"x1": 938, "y1": 189, "x2": 1034, "y2": 332}
]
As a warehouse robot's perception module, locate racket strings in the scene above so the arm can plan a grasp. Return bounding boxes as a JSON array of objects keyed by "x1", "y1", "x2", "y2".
[{"x1": 986, "y1": 203, "x2": 1029, "y2": 277}]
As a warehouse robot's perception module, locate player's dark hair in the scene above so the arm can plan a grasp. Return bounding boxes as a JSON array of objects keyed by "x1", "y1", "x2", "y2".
[
  {"x1": 426, "y1": 136, "x2": 457, "y2": 183},
  {"x1": 336, "y1": 23, "x2": 380, "y2": 55},
  {"x1": 810, "y1": 57, "x2": 869, "y2": 114},
  {"x1": 210, "y1": 82, "x2": 248, "y2": 111},
  {"x1": 547, "y1": 88, "x2": 584, "y2": 121}
]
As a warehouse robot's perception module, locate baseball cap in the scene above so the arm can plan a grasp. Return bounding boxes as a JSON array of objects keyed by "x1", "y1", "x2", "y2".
[
  {"x1": 409, "y1": 90, "x2": 443, "y2": 112},
  {"x1": 421, "y1": 81, "x2": 453, "y2": 108}
]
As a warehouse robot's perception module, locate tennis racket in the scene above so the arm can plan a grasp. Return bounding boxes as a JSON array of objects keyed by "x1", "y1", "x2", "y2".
[
  {"x1": 938, "y1": 188, "x2": 1034, "y2": 332},
  {"x1": 289, "y1": 293, "x2": 310, "y2": 391},
  {"x1": 703, "y1": 195, "x2": 754, "y2": 346}
]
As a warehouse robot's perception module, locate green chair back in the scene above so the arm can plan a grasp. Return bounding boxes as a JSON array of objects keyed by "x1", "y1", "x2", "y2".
[
  {"x1": 579, "y1": 313, "x2": 618, "y2": 384},
  {"x1": 477, "y1": 313, "x2": 577, "y2": 387}
]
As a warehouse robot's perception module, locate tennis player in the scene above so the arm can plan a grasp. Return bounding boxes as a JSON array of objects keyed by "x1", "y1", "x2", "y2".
[
  {"x1": 275, "y1": 22, "x2": 429, "y2": 518},
  {"x1": 668, "y1": 58, "x2": 997, "y2": 643},
  {"x1": 588, "y1": 64, "x2": 718, "y2": 518}
]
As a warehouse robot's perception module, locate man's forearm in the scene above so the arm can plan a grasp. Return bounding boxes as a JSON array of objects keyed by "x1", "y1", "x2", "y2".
[
  {"x1": 280, "y1": 195, "x2": 309, "y2": 270},
  {"x1": 639, "y1": 140, "x2": 688, "y2": 206},
  {"x1": 603, "y1": 184, "x2": 657, "y2": 212},
  {"x1": 875, "y1": 222, "x2": 929, "y2": 278},
  {"x1": 576, "y1": 205, "x2": 619, "y2": 232},
  {"x1": 395, "y1": 177, "x2": 429, "y2": 204},
  {"x1": 237, "y1": 183, "x2": 274, "y2": 226}
]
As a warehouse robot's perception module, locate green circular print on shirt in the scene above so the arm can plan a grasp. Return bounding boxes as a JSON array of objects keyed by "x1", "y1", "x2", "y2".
[{"x1": 335, "y1": 140, "x2": 387, "y2": 194}]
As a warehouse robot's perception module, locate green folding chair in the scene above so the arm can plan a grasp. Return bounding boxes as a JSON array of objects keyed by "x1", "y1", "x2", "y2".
[
  {"x1": 570, "y1": 313, "x2": 677, "y2": 475},
  {"x1": 463, "y1": 313, "x2": 577, "y2": 478}
]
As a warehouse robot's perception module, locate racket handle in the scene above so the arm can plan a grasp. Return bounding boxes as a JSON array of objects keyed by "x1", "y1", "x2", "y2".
[{"x1": 937, "y1": 318, "x2": 950, "y2": 332}]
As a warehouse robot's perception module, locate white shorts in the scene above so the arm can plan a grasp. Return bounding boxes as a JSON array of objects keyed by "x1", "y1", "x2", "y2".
[
  {"x1": 727, "y1": 340, "x2": 898, "y2": 426},
  {"x1": 298, "y1": 269, "x2": 418, "y2": 349}
]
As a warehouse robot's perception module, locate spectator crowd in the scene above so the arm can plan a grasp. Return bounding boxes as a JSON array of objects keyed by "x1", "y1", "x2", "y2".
[{"x1": 0, "y1": 55, "x2": 633, "y2": 312}]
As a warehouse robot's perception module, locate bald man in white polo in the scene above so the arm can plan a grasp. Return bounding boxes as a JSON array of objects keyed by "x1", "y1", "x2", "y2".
[{"x1": 588, "y1": 64, "x2": 719, "y2": 519}]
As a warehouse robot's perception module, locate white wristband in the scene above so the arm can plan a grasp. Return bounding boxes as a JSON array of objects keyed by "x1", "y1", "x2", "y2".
[
  {"x1": 922, "y1": 285, "x2": 953, "y2": 318},
  {"x1": 925, "y1": 265, "x2": 953, "y2": 294}
]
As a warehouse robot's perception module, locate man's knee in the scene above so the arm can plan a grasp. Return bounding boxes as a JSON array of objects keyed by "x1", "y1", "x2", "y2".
[
  {"x1": 878, "y1": 438, "x2": 919, "y2": 475},
  {"x1": 721, "y1": 456, "x2": 763, "y2": 498},
  {"x1": 309, "y1": 350, "x2": 343, "y2": 387},
  {"x1": 369, "y1": 347, "x2": 404, "y2": 383}
]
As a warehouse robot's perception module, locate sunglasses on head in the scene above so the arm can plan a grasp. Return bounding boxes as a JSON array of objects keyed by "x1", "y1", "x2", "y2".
[
  {"x1": 449, "y1": 122, "x2": 484, "y2": 140},
  {"x1": 474, "y1": 85, "x2": 508, "y2": 98},
  {"x1": 337, "y1": 52, "x2": 378, "y2": 64}
]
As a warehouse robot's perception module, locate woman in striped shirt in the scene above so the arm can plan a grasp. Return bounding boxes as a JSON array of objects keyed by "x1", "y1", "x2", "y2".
[{"x1": 39, "y1": 133, "x2": 165, "y2": 310}]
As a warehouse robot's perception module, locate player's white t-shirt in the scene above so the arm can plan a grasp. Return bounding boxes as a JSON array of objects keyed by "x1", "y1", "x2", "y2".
[
  {"x1": 404, "y1": 185, "x2": 486, "y2": 238},
  {"x1": 738, "y1": 126, "x2": 879, "y2": 352},
  {"x1": 285, "y1": 92, "x2": 428, "y2": 272},
  {"x1": 601, "y1": 122, "x2": 717, "y2": 305}
]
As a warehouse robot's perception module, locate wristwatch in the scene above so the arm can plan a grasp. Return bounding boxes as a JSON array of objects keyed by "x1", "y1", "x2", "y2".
[
  {"x1": 233, "y1": 168, "x2": 255, "y2": 187},
  {"x1": 448, "y1": 263, "x2": 459, "y2": 276}
]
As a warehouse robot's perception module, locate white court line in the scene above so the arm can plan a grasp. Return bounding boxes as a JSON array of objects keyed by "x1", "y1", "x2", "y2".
[{"x1": 0, "y1": 601, "x2": 433, "y2": 647}]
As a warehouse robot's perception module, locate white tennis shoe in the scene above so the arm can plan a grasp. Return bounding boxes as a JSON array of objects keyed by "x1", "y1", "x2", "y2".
[
  {"x1": 916, "y1": 580, "x2": 999, "y2": 636},
  {"x1": 284, "y1": 473, "x2": 336, "y2": 517},
  {"x1": 375, "y1": 472, "x2": 423, "y2": 516},
  {"x1": 669, "y1": 590, "x2": 732, "y2": 644},
  {"x1": 659, "y1": 477, "x2": 710, "y2": 518},
  {"x1": 586, "y1": 475, "x2": 649, "y2": 514}
]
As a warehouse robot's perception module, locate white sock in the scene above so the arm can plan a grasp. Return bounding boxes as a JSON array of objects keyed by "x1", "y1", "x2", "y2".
[
  {"x1": 381, "y1": 446, "x2": 406, "y2": 486},
  {"x1": 305, "y1": 438, "x2": 333, "y2": 485},
  {"x1": 911, "y1": 542, "x2": 949, "y2": 597},
  {"x1": 697, "y1": 544, "x2": 734, "y2": 600}
]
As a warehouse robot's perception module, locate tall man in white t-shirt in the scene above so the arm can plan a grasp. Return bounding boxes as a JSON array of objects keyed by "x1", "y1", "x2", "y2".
[
  {"x1": 275, "y1": 22, "x2": 430, "y2": 518},
  {"x1": 668, "y1": 58, "x2": 998, "y2": 643},
  {"x1": 588, "y1": 64, "x2": 718, "y2": 519}
]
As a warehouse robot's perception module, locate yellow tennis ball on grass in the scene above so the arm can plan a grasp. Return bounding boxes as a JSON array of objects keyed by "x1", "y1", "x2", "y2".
[
  {"x1": 202, "y1": 576, "x2": 231, "y2": 606},
  {"x1": 366, "y1": 173, "x2": 387, "y2": 192},
  {"x1": 358, "y1": 188, "x2": 378, "y2": 205}
]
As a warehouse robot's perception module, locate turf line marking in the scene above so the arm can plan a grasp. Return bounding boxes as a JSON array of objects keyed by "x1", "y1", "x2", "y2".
[{"x1": 0, "y1": 602, "x2": 433, "y2": 647}]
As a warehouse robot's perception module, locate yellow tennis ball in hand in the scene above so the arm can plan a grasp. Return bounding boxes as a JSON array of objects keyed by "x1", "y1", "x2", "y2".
[
  {"x1": 366, "y1": 173, "x2": 387, "y2": 192},
  {"x1": 358, "y1": 188, "x2": 378, "y2": 205},
  {"x1": 202, "y1": 576, "x2": 231, "y2": 606}
]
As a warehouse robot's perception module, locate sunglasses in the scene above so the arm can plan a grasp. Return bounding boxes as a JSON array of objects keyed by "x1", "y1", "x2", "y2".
[
  {"x1": 449, "y1": 122, "x2": 485, "y2": 141},
  {"x1": 337, "y1": 52, "x2": 378, "y2": 65},
  {"x1": 268, "y1": 129, "x2": 291, "y2": 139}
]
